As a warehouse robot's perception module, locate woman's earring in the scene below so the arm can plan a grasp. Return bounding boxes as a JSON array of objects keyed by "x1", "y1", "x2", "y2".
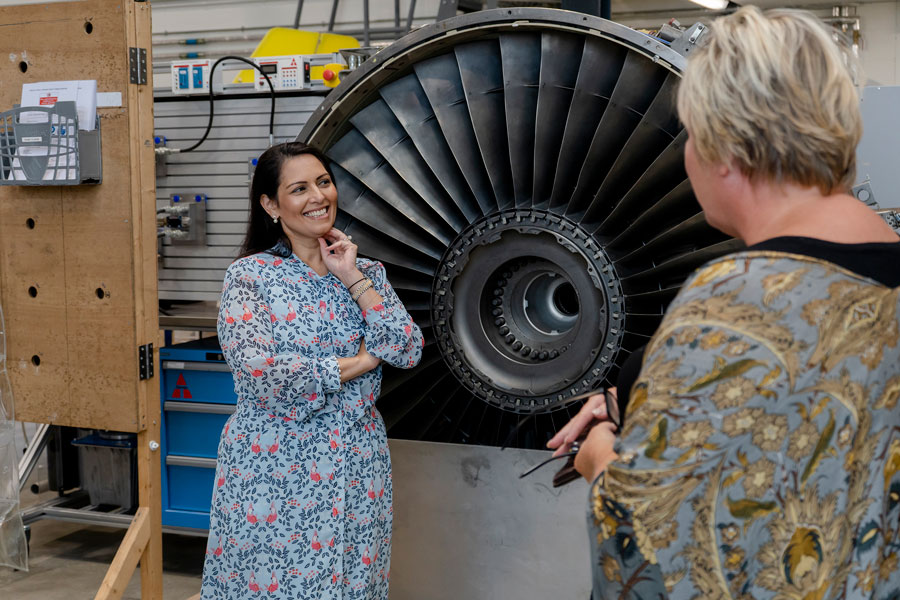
[{"x1": 273, "y1": 215, "x2": 279, "y2": 224}]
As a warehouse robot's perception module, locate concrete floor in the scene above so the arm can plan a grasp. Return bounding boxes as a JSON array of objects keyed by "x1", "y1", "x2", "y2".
[{"x1": 0, "y1": 478, "x2": 205, "y2": 600}]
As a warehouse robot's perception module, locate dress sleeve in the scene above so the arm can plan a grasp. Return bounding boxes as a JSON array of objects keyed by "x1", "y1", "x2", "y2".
[
  {"x1": 589, "y1": 320, "x2": 789, "y2": 599},
  {"x1": 217, "y1": 258, "x2": 339, "y2": 419},
  {"x1": 359, "y1": 261, "x2": 424, "y2": 369}
]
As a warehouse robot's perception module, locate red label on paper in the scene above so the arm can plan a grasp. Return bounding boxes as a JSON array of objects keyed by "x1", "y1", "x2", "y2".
[{"x1": 39, "y1": 96, "x2": 57, "y2": 105}]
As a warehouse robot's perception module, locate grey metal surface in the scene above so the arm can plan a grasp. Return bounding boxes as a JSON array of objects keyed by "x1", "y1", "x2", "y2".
[
  {"x1": 388, "y1": 439, "x2": 591, "y2": 600},
  {"x1": 857, "y1": 85, "x2": 900, "y2": 209},
  {"x1": 153, "y1": 93, "x2": 324, "y2": 301}
]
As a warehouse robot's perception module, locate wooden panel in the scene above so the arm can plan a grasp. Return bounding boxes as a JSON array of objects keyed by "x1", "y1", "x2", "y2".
[
  {"x1": 94, "y1": 507, "x2": 150, "y2": 600},
  {"x1": 0, "y1": 0, "x2": 157, "y2": 432}
]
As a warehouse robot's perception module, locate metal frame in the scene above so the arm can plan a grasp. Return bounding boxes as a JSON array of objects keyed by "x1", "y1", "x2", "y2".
[
  {"x1": 293, "y1": 0, "x2": 421, "y2": 45},
  {"x1": 21, "y1": 492, "x2": 209, "y2": 537},
  {"x1": 17, "y1": 423, "x2": 51, "y2": 492}
]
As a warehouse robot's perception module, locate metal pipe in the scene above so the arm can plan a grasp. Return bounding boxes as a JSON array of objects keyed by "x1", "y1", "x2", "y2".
[
  {"x1": 328, "y1": 0, "x2": 339, "y2": 32},
  {"x1": 363, "y1": 0, "x2": 371, "y2": 46},
  {"x1": 395, "y1": 0, "x2": 401, "y2": 29},
  {"x1": 293, "y1": 0, "x2": 304, "y2": 28},
  {"x1": 30, "y1": 479, "x2": 49, "y2": 495},
  {"x1": 18, "y1": 423, "x2": 50, "y2": 492},
  {"x1": 406, "y1": 0, "x2": 417, "y2": 31}
]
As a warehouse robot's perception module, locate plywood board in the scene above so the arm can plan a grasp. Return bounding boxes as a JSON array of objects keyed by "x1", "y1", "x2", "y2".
[{"x1": 0, "y1": 0, "x2": 158, "y2": 432}]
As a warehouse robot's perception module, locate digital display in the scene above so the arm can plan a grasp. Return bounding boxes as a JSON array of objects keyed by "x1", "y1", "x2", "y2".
[{"x1": 260, "y1": 63, "x2": 277, "y2": 75}]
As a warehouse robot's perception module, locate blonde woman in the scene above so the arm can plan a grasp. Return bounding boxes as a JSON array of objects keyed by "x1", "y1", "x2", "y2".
[{"x1": 568, "y1": 7, "x2": 900, "y2": 599}]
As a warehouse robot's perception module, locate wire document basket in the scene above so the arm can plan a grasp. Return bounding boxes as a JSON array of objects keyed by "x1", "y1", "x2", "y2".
[{"x1": 0, "y1": 101, "x2": 101, "y2": 185}]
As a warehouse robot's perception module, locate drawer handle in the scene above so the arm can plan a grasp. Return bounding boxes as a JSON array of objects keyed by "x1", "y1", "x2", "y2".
[
  {"x1": 164, "y1": 401, "x2": 235, "y2": 414},
  {"x1": 162, "y1": 360, "x2": 232, "y2": 373},
  {"x1": 166, "y1": 455, "x2": 218, "y2": 469}
]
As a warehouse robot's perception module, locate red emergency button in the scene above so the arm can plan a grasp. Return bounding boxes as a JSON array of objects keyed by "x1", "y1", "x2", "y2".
[{"x1": 323, "y1": 69, "x2": 335, "y2": 81}]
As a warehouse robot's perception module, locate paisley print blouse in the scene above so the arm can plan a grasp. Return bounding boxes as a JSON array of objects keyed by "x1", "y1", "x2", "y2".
[{"x1": 589, "y1": 251, "x2": 900, "y2": 600}]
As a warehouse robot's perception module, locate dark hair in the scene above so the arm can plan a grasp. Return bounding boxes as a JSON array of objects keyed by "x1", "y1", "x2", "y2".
[{"x1": 238, "y1": 141, "x2": 336, "y2": 259}]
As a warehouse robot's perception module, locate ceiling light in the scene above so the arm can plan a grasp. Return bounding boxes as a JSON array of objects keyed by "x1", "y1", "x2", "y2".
[{"x1": 687, "y1": 0, "x2": 730, "y2": 9}]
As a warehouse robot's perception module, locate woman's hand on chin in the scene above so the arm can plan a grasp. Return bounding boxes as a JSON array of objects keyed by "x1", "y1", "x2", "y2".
[{"x1": 319, "y1": 228, "x2": 362, "y2": 284}]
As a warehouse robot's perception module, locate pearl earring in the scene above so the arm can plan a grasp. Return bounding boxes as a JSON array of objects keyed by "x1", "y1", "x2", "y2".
[{"x1": 273, "y1": 215, "x2": 279, "y2": 224}]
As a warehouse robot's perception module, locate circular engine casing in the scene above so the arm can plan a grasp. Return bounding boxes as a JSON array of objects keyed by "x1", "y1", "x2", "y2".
[{"x1": 299, "y1": 8, "x2": 739, "y2": 448}]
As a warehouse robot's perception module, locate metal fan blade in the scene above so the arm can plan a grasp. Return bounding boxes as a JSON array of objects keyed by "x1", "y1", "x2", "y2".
[
  {"x1": 330, "y1": 129, "x2": 457, "y2": 245},
  {"x1": 350, "y1": 99, "x2": 469, "y2": 232},
  {"x1": 500, "y1": 32, "x2": 541, "y2": 207},
  {"x1": 567, "y1": 52, "x2": 669, "y2": 220},
  {"x1": 607, "y1": 178, "x2": 696, "y2": 255},
  {"x1": 456, "y1": 40, "x2": 515, "y2": 209},
  {"x1": 339, "y1": 214, "x2": 437, "y2": 275},
  {"x1": 533, "y1": 31, "x2": 583, "y2": 209},
  {"x1": 549, "y1": 37, "x2": 627, "y2": 211},
  {"x1": 379, "y1": 76, "x2": 482, "y2": 223},
  {"x1": 599, "y1": 130, "x2": 688, "y2": 237},
  {"x1": 415, "y1": 53, "x2": 497, "y2": 215},
  {"x1": 332, "y1": 164, "x2": 445, "y2": 260},
  {"x1": 584, "y1": 73, "x2": 681, "y2": 225}
]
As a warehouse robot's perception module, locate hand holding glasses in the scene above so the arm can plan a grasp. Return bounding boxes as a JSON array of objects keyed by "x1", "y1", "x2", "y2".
[{"x1": 520, "y1": 387, "x2": 621, "y2": 487}]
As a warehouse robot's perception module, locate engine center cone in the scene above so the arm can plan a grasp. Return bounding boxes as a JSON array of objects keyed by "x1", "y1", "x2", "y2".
[{"x1": 433, "y1": 209, "x2": 624, "y2": 413}]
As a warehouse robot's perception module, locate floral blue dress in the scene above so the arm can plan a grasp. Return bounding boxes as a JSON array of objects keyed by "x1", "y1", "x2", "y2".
[{"x1": 201, "y1": 246, "x2": 424, "y2": 600}]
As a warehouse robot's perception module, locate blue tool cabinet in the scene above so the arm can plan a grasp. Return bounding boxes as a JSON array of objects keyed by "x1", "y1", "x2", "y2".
[{"x1": 159, "y1": 337, "x2": 235, "y2": 531}]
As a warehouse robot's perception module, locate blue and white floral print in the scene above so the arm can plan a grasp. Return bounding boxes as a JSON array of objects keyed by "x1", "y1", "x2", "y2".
[{"x1": 201, "y1": 247, "x2": 423, "y2": 600}]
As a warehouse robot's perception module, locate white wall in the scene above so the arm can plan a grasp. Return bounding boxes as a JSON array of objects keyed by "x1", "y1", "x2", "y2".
[
  {"x1": 151, "y1": 0, "x2": 440, "y2": 63},
  {"x1": 857, "y1": 2, "x2": 900, "y2": 85},
  {"x1": 143, "y1": 0, "x2": 900, "y2": 85}
]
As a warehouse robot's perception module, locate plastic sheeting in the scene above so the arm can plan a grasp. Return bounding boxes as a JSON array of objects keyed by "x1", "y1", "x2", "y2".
[{"x1": 0, "y1": 300, "x2": 27, "y2": 571}]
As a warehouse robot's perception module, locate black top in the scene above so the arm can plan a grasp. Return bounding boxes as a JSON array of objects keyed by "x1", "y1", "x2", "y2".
[
  {"x1": 615, "y1": 235, "x2": 900, "y2": 419},
  {"x1": 747, "y1": 236, "x2": 900, "y2": 287}
]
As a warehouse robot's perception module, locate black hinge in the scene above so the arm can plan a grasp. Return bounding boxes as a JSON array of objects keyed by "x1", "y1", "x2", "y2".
[
  {"x1": 129, "y1": 47, "x2": 147, "y2": 85},
  {"x1": 138, "y1": 343, "x2": 154, "y2": 380}
]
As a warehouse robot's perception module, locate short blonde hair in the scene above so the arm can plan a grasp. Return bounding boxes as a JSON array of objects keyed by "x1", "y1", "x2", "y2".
[{"x1": 676, "y1": 6, "x2": 861, "y2": 193}]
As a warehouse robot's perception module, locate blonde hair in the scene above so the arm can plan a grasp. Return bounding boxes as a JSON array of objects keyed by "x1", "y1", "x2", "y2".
[{"x1": 676, "y1": 6, "x2": 862, "y2": 194}]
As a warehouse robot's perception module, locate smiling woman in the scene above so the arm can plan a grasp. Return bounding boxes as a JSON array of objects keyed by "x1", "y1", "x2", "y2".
[
  {"x1": 201, "y1": 141, "x2": 424, "y2": 600},
  {"x1": 260, "y1": 153, "x2": 339, "y2": 250}
]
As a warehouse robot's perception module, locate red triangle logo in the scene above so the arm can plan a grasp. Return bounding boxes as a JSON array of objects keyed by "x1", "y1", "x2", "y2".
[
  {"x1": 183, "y1": 388, "x2": 192, "y2": 399},
  {"x1": 173, "y1": 388, "x2": 181, "y2": 398},
  {"x1": 176, "y1": 373, "x2": 187, "y2": 386},
  {"x1": 290, "y1": 58, "x2": 297, "y2": 66}
]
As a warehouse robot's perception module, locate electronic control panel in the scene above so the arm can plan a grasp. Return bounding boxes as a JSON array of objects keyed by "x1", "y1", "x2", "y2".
[
  {"x1": 254, "y1": 55, "x2": 312, "y2": 91},
  {"x1": 171, "y1": 60, "x2": 211, "y2": 95}
]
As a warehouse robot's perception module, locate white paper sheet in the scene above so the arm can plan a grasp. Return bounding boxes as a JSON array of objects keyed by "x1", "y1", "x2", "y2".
[{"x1": 20, "y1": 80, "x2": 97, "y2": 130}]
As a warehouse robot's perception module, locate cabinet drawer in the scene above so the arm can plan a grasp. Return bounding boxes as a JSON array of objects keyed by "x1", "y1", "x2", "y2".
[
  {"x1": 167, "y1": 463, "x2": 215, "y2": 513},
  {"x1": 164, "y1": 401, "x2": 233, "y2": 458}
]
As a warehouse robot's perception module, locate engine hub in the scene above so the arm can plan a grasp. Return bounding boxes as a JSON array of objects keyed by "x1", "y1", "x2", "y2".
[{"x1": 432, "y1": 209, "x2": 624, "y2": 413}]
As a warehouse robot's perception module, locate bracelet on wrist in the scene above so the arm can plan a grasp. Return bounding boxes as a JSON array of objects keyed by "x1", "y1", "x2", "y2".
[
  {"x1": 347, "y1": 276, "x2": 367, "y2": 292},
  {"x1": 351, "y1": 279, "x2": 374, "y2": 302}
]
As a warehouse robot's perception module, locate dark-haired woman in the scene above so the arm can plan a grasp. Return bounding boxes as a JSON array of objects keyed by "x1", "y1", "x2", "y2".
[{"x1": 201, "y1": 142, "x2": 423, "y2": 600}]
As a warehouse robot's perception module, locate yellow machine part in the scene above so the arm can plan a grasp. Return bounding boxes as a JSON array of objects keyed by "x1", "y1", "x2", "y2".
[
  {"x1": 310, "y1": 63, "x2": 346, "y2": 88},
  {"x1": 234, "y1": 27, "x2": 359, "y2": 83}
]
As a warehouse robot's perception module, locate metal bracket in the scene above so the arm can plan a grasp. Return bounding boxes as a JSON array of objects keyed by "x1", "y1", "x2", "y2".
[
  {"x1": 669, "y1": 22, "x2": 708, "y2": 57},
  {"x1": 852, "y1": 180, "x2": 878, "y2": 207},
  {"x1": 129, "y1": 47, "x2": 147, "y2": 85},
  {"x1": 138, "y1": 343, "x2": 154, "y2": 380}
]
